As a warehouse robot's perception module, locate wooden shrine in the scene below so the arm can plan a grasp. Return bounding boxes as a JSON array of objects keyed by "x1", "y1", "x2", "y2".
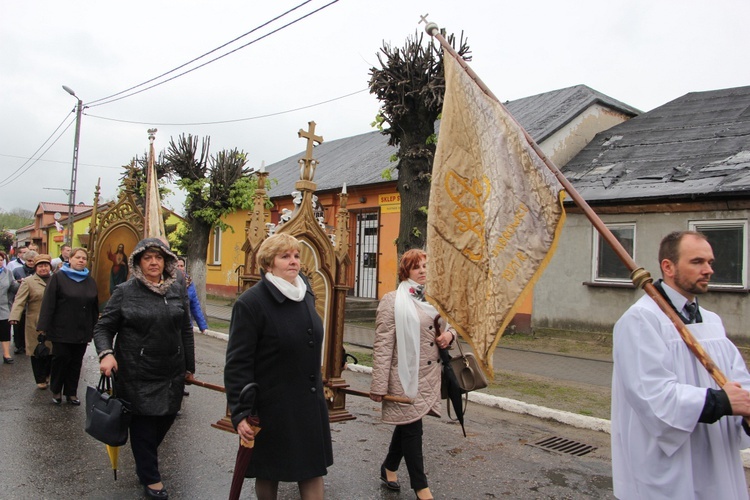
[
  {"x1": 87, "y1": 129, "x2": 164, "y2": 304},
  {"x1": 239, "y1": 121, "x2": 355, "y2": 423}
]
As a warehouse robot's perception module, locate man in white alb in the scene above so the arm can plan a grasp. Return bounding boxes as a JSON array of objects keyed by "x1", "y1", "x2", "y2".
[{"x1": 612, "y1": 231, "x2": 750, "y2": 499}]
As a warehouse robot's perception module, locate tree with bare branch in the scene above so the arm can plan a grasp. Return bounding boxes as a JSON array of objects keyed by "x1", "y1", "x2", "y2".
[
  {"x1": 164, "y1": 134, "x2": 257, "y2": 309},
  {"x1": 369, "y1": 30, "x2": 470, "y2": 255}
]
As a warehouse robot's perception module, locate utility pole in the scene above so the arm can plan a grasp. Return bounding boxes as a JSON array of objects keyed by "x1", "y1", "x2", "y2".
[{"x1": 62, "y1": 85, "x2": 83, "y2": 246}]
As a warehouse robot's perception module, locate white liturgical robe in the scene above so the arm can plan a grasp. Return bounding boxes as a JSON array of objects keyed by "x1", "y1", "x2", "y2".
[{"x1": 612, "y1": 294, "x2": 750, "y2": 499}]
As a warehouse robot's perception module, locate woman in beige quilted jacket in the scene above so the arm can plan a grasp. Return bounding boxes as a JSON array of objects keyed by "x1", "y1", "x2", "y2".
[{"x1": 370, "y1": 249, "x2": 456, "y2": 500}]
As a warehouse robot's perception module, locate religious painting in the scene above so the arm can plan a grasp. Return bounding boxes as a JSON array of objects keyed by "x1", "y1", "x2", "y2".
[{"x1": 93, "y1": 225, "x2": 139, "y2": 306}]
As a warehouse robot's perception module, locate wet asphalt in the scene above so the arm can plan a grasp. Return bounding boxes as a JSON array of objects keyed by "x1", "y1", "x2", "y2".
[{"x1": 0, "y1": 334, "x2": 617, "y2": 499}]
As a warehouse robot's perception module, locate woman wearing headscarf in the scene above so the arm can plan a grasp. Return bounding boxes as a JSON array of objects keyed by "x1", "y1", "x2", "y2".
[
  {"x1": 0, "y1": 250, "x2": 19, "y2": 364},
  {"x1": 37, "y1": 248, "x2": 99, "y2": 404},
  {"x1": 224, "y1": 233, "x2": 333, "y2": 500},
  {"x1": 94, "y1": 238, "x2": 195, "y2": 500},
  {"x1": 370, "y1": 249, "x2": 456, "y2": 500},
  {"x1": 9, "y1": 253, "x2": 53, "y2": 386}
]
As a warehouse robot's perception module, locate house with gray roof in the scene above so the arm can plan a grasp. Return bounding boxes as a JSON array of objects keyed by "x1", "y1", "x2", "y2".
[
  {"x1": 533, "y1": 85, "x2": 750, "y2": 338},
  {"x1": 238, "y1": 85, "x2": 639, "y2": 320}
]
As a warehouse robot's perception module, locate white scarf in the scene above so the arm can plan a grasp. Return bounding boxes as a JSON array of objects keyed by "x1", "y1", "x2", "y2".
[
  {"x1": 265, "y1": 272, "x2": 306, "y2": 302},
  {"x1": 394, "y1": 279, "x2": 438, "y2": 399}
]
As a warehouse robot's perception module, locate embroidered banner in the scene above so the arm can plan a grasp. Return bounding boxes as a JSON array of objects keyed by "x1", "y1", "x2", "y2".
[{"x1": 426, "y1": 54, "x2": 566, "y2": 378}]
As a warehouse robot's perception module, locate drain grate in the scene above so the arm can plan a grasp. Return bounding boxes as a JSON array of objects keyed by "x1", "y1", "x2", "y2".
[{"x1": 527, "y1": 436, "x2": 597, "y2": 457}]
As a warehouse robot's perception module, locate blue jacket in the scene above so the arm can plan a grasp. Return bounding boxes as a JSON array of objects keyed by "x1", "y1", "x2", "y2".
[{"x1": 187, "y1": 281, "x2": 208, "y2": 331}]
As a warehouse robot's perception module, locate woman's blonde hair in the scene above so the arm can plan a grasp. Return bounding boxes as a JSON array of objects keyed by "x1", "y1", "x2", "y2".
[{"x1": 257, "y1": 233, "x2": 301, "y2": 271}]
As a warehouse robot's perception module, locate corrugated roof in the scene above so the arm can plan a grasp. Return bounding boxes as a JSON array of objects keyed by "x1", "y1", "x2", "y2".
[
  {"x1": 266, "y1": 85, "x2": 638, "y2": 199},
  {"x1": 562, "y1": 85, "x2": 750, "y2": 202},
  {"x1": 38, "y1": 202, "x2": 93, "y2": 214}
]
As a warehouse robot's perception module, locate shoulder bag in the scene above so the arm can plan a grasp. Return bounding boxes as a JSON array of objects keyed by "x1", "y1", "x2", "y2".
[
  {"x1": 434, "y1": 316, "x2": 488, "y2": 395},
  {"x1": 85, "y1": 373, "x2": 132, "y2": 447}
]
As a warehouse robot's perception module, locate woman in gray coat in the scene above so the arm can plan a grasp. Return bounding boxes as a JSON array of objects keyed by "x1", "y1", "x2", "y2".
[
  {"x1": 0, "y1": 251, "x2": 19, "y2": 364},
  {"x1": 224, "y1": 233, "x2": 332, "y2": 500},
  {"x1": 370, "y1": 249, "x2": 456, "y2": 500},
  {"x1": 95, "y1": 238, "x2": 195, "y2": 500}
]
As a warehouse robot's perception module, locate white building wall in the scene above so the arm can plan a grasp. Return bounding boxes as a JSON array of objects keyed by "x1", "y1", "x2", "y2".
[{"x1": 532, "y1": 208, "x2": 750, "y2": 338}]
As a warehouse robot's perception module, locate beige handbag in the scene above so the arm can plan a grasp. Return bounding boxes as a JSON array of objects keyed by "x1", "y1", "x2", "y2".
[
  {"x1": 434, "y1": 316, "x2": 488, "y2": 396},
  {"x1": 446, "y1": 340, "x2": 488, "y2": 393}
]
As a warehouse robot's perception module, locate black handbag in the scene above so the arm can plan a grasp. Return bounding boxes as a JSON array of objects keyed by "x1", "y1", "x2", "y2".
[{"x1": 85, "y1": 373, "x2": 131, "y2": 447}]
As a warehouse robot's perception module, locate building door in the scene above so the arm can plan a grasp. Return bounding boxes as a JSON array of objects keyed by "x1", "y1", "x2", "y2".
[{"x1": 355, "y1": 211, "x2": 379, "y2": 298}]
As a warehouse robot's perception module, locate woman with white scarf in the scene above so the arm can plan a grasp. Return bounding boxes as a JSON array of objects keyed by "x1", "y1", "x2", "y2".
[
  {"x1": 370, "y1": 249, "x2": 456, "y2": 500},
  {"x1": 225, "y1": 233, "x2": 332, "y2": 500}
]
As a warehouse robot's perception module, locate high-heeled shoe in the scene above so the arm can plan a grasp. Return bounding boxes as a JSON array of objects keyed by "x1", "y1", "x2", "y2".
[
  {"x1": 143, "y1": 484, "x2": 168, "y2": 499},
  {"x1": 66, "y1": 396, "x2": 81, "y2": 406},
  {"x1": 380, "y1": 465, "x2": 401, "y2": 491},
  {"x1": 3, "y1": 357, "x2": 13, "y2": 364},
  {"x1": 380, "y1": 464, "x2": 400, "y2": 491},
  {"x1": 51, "y1": 394, "x2": 62, "y2": 405},
  {"x1": 415, "y1": 487, "x2": 434, "y2": 499}
]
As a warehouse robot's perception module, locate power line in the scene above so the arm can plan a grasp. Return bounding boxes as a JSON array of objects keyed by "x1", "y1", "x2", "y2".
[
  {"x1": 88, "y1": 0, "x2": 340, "y2": 108},
  {"x1": 85, "y1": 88, "x2": 368, "y2": 126},
  {"x1": 86, "y1": 0, "x2": 315, "y2": 107},
  {"x1": 0, "y1": 154, "x2": 121, "y2": 170},
  {"x1": 0, "y1": 114, "x2": 76, "y2": 189}
]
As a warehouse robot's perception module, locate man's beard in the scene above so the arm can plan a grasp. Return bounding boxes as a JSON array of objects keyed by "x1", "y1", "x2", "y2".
[{"x1": 673, "y1": 269, "x2": 709, "y2": 295}]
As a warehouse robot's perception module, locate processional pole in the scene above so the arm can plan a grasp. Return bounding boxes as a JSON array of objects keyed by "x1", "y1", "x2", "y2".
[
  {"x1": 144, "y1": 128, "x2": 166, "y2": 240},
  {"x1": 424, "y1": 20, "x2": 731, "y2": 390}
]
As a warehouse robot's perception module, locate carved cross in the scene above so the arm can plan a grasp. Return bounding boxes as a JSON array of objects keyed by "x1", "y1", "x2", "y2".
[{"x1": 298, "y1": 121, "x2": 323, "y2": 163}]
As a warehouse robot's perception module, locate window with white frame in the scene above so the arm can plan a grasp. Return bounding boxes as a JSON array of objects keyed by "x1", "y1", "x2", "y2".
[
  {"x1": 688, "y1": 220, "x2": 747, "y2": 288},
  {"x1": 593, "y1": 223, "x2": 635, "y2": 282},
  {"x1": 212, "y1": 226, "x2": 222, "y2": 265}
]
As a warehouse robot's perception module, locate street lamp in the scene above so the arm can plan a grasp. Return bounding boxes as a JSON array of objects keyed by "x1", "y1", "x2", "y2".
[{"x1": 62, "y1": 85, "x2": 83, "y2": 246}]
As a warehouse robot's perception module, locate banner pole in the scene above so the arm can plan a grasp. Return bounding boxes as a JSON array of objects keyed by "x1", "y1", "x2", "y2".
[{"x1": 425, "y1": 21, "x2": 730, "y2": 390}]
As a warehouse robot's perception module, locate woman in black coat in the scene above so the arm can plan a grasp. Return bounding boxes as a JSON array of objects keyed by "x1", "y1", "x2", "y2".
[
  {"x1": 225, "y1": 233, "x2": 332, "y2": 500},
  {"x1": 37, "y1": 247, "x2": 99, "y2": 405},
  {"x1": 94, "y1": 238, "x2": 195, "y2": 500}
]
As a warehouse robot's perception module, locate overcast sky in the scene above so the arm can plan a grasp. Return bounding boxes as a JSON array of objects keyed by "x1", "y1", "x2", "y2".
[{"x1": 2, "y1": 0, "x2": 748, "y2": 215}]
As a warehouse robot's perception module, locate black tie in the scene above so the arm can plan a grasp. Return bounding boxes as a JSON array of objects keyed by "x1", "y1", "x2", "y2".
[{"x1": 684, "y1": 302, "x2": 698, "y2": 324}]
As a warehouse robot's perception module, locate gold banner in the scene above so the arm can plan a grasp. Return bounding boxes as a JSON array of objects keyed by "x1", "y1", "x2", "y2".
[{"x1": 426, "y1": 55, "x2": 566, "y2": 379}]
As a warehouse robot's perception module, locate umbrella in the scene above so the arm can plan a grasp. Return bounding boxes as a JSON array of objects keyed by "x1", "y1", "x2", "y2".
[
  {"x1": 106, "y1": 445, "x2": 120, "y2": 480},
  {"x1": 228, "y1": 383, "x2": 261, "y2": 500},
  {"x1": 96, "y1": 374, "x2": 122, "y2": 480},
  {"x1": 435, "y1": 316, "x2": 467, "y2": 437}
]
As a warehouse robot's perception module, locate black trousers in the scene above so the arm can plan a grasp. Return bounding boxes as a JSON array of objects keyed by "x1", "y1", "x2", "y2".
[
  {"x1": 0, "y1": 319, "x2": 10, "y2": 343},
  {"x1": 383, "y1": 419, "x2": 428, "y2": 490},
  {"x1": 129, "y1": 414, "x2": 177, "y2": 486},
  {"x1": 49, "y1": 342, "x2": 86, "y2": 396},
  {"x1": 13, "y1": 312, "x2": 25, "y2": 350}
]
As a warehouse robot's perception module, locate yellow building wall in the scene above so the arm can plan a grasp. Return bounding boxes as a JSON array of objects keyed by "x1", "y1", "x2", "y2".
[{"x1": 206, "y1": 210, "x2": 248, "y2": 296}]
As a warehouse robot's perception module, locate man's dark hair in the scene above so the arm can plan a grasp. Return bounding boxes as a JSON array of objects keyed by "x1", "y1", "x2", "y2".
[{"x1": 658, "y1": 231, "x2": 708, "y2": 265}]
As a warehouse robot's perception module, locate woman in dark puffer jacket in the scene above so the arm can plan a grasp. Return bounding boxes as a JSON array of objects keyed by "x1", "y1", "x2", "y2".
[{"x1": 94, "y1": 238, "x2": 195, "y2": 500}]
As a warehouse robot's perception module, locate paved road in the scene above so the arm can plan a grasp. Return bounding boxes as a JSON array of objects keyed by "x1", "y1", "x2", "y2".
[{"x1": 0, "y1": 334, "x2": 617, "y2": 499}]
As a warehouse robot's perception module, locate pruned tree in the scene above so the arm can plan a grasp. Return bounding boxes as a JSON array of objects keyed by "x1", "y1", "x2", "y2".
[
  {"x1": 369, "y1": 30, "x2": 470, "y2": 255},
  {"x1": 164, "y1": 134, "x2": 257, "y2": 309}
]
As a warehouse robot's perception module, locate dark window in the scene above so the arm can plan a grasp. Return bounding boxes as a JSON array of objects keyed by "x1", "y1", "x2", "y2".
[
  {"x1": 691, "y1": 222, "x2": 745, "y2": 287},
  {"x1": 595, "y1": 224, "x2": 634, "y2": 281}
]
